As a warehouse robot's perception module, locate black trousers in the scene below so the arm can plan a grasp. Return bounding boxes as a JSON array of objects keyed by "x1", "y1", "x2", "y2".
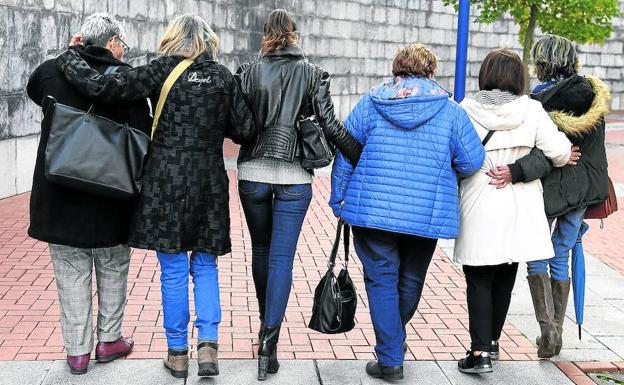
[{"x1": 463, "y1": 263, "x2": 519, "y2": 351}]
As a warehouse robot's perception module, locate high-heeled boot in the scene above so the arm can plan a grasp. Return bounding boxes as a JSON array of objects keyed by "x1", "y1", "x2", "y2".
[{"x1": 257, "y1": 325, "x2": 280, "y2": 380}]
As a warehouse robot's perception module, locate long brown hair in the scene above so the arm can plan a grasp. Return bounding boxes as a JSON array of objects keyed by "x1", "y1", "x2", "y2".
[{"x1": 261, "y1": 9, "x2": 298, "y2": 54}]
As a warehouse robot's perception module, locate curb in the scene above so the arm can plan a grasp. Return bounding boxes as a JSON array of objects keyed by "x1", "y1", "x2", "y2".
[{"x1": 556, "y1": 361, "x2": 624, "y2": 385}]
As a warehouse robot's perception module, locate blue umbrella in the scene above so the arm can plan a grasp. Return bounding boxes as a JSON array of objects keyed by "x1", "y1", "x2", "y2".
[{"x1": 571, "y1": 221, "x2": 590, "y2": 339}]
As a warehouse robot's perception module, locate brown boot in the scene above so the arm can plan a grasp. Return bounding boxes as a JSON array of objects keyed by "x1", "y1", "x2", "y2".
[
  {"x1": 552, "y1": 279, "x2": 571, "y2": 355},
  {"x1": 163, "y1": 349, "x2": 188, "y2": 378},
  {"x1": 528, "y1": 274, "x2": 558, "y2": 359},
  {"x1": 197, "y1": 341, "x2": 219, "y2": 377}
]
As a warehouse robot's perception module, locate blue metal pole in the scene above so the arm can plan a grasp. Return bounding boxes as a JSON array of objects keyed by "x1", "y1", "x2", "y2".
[{"x1": 454, "y1": 0, "x2": 470, "y2": 102}]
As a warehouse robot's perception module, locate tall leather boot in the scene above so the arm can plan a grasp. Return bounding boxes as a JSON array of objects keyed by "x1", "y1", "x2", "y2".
[
  {"x1": 257, "y1": 325, "x2": 280, "y2": 381},
  {"x1": 527, "y1": 274, "x2": 558, "y2": 359},
  {"x1": 552, "y1": 279, "x2": 571, "y2": 355}
]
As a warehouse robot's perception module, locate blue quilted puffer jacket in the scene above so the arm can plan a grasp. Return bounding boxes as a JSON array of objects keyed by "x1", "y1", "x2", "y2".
[{"x1": 330, "y1": 76, "x2": 485, "y2": 239}]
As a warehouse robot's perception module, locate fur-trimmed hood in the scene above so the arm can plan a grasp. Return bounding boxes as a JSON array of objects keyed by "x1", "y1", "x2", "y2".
[{"x1": 532, "y1": 75, "x2": 611, "y2": 137}]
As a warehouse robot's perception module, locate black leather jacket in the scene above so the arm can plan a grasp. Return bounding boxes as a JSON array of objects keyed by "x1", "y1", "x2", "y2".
[{"x1": 236, "y1": 45, "x2": 361, "y2": 165}]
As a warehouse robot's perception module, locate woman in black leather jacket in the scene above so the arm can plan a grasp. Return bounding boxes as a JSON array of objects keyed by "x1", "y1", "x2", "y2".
[{"x1": 235, "y1": 9, "x2": 361, "y2": 380}]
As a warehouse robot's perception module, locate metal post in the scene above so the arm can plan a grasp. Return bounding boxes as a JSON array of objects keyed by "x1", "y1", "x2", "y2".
[{"x1": 454, "y1": 0, "x2": 470, "y2": 102}]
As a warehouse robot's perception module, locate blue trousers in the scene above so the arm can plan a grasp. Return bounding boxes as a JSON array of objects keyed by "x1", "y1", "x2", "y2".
[
  {"x1": 527, "y1": 207, "x2": 587, "y2": 281},
  {"x1": 239, "y1": 181, "x2": 313, "y2": 328},
  {"x1": 156, "y1": 251, "x2": 221, "y2": 350},
  {"x1": 353, "y1": 226, "x2": 437, "y2": 366}
]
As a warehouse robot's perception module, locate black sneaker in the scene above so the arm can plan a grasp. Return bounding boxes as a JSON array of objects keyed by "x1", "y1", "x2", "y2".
[
  {"x1": 490, "y1": 341, "x2": 499, "y2": 360},
  {"x1": 458, "y1": 351, "x2": 493, "y2": 374}
]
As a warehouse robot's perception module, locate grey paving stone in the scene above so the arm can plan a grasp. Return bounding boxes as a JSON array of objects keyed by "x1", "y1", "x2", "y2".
[
  {"x1": 585, "y1": 276, "x2": 624, "y2": 300},
  {"x1": 41, "y1": 359, "x2": 184, "y2": 385},
  {"x1": 595, "y1": 336, "x2": 624, "y2": 360},
  {"x1": 437, "y1": 360, "x2": 574, "y2": 385},
  {"x1": 0, "y1": 361, "x2": 53, "y2": 385},
  {"x1": 506, "y1": 314, "x2": 607, "y2": 351},
  {"x1": 581, "y1": 306, "x2": 624, "y2": 336},
  {"x1": 607, "y1": 299, "x2": 624, "y2": 313},
  {"x1": 317, "y1": 360, "x2": 450, "y2": 385},
  {"x1": 185, "y1": 360, "x2": 318, "y2": 385}
]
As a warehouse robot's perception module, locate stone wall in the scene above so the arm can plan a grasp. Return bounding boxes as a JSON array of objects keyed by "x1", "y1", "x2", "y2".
[{"x1": 1, "y1": 0, "x2": 623, "y2": 198}]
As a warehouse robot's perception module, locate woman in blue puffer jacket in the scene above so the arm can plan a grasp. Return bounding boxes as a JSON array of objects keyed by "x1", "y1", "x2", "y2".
[{"x1": 330, "y1": 43, "x2": 485, "y2": 381}]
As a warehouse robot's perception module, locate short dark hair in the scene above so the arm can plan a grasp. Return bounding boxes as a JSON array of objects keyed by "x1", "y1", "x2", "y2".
[
  {"x1": 530, "y1": 35, "x2": 579, "y2": 82},
  {"x1": 478, "y1": 48, "x2": 525, "y2": 95}
]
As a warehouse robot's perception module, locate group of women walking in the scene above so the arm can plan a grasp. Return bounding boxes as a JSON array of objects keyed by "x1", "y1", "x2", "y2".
[{"x1": 28, "y1": 6, "x2": 610, "y2": 382}]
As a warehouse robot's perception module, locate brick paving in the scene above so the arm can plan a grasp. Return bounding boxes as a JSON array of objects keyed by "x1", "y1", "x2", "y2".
[
  {"x1": 0, "y1": 173, "x2": 537, "y2": 362},
  {"x1": 1, "y1": 139, "x2": 623, "y2": 365}
]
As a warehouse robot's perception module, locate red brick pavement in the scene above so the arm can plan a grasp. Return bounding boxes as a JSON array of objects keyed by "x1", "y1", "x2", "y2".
[{"x1": 0, "y1": 173, "x2": 539, "y2": 362}]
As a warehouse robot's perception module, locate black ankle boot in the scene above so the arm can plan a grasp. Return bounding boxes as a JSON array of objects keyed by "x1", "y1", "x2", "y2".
[
  {"x1": 365, "y1": 361, "x2": 404, "y2": 380},
  {"x1": 258, "y1": 325, "x2": 280, "y2": 380}
]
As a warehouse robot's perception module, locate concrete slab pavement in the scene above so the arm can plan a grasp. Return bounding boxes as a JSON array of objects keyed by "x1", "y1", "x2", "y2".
[{"x1": 0, "y1": 359, "x2": 578, "y2": 385}]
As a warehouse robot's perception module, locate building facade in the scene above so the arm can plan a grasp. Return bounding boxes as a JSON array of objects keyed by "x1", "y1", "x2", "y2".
[{"x1": 1, "y1": 0, "x2": 623, "y2": 198}]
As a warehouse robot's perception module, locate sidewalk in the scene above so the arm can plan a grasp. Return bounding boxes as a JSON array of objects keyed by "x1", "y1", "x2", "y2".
[
  {"x1": 1, "y1": 132, "x2": 624, "y2": 384},
  {"x1": 0, "y1": 359, "x2": 575, "y2": 385}
]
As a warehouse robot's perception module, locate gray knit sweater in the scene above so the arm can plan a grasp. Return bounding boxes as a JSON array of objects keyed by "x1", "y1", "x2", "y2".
[{"x1": 237, "y1": 158, "x2": 313, "y2": 185}]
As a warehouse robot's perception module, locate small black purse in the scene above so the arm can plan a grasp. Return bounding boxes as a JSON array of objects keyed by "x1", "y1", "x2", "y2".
[
  {"x1": 297, "y1": 114, "x2": 335, "y2": 170},
  {"x1": 308, "y1": 219, "x2": 357, "y2": 334}
]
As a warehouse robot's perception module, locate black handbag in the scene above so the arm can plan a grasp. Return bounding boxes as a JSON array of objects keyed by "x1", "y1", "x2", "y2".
[
  {"x1": 296, "y1": 81, "x2": 336, "y2": 169},
  {"x1": 44, "y1": 95, "x2": 150, "y2": 199},
  {"x1": 308, "y1": 219, "x2": 357, "y2": 334},
  {"x1": 297, "y1": 115, "x2": 335, "y2": 169}
]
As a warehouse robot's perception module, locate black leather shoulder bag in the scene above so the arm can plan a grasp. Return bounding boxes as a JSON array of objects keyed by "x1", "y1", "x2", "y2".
[
  {"x1": 308, "y1": 219, "x2": 357, "y2": 334},
  {"x1": 44, "y1": 66, "x2": 150, "y2": 199},
  {"x1": 296, "y1": 71, "x2": 336, "y2": 170}
]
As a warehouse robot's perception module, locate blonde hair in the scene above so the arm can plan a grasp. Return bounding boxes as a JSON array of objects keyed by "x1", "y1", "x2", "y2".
[
  {"x1": 158, "y1": 15, "x2": 218, "y2": 60},
  {"x1": 262, "y1": 9, "x2": 298, "y2": 54},
  {"x1": 530, "y1": 35, "x2": 581, "y2": 82},
  {"x1": 392, "y1": 43, "x2": 438, "y2": 78}
]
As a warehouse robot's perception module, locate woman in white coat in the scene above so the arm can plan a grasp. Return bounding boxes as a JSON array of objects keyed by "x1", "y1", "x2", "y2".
[{"x1": 454, "y1": 49, "x2": 572, "y2": 374}]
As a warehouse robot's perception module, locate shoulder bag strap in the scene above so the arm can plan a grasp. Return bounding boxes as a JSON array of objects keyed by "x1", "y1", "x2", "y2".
[
  {"x1": 343, "y1": 223, "x2": 350, "y2": 268},
  {"x1": 328, "y1": 219, "x2": 345, "y2": 269},
  {"x1": 482, "y1": 130, "x2": 495, "y2": 146},
  {"x1": 151, "y1": 59, "x2": 194, "y2": 140}
]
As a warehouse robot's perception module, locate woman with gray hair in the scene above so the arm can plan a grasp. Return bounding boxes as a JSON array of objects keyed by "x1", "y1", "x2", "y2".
[
  {"x1": 27, "y1": 12, "x2": 149, "y2": 375},
  {"x1": 487, "y1": 35, "x2": 611, "y2": 358},
  {"x1": 56, "y1": 15, "x2": 256, "y2": 378}
]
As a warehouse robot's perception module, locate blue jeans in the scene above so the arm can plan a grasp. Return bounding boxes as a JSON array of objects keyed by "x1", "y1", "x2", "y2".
[
  {"x1": 156, "y1": 251, "x2": 221, "y2": 350},
  {"x1": 352, "y1": 226, "x2": 437, "y2": 366},
  {"x1": 527, "y1": 207, "x2": 587, "y2": 281},
  {"x1": 238, "y1": 181, "x2": 313, "y2": 328}
]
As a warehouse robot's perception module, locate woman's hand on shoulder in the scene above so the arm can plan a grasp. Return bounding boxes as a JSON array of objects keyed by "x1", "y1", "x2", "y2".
[{"x1": 69, "y1": 33, "x2": 83, "y2": 48}]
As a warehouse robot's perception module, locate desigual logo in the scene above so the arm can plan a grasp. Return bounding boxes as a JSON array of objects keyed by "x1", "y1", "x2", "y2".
[{"x1": 188, "y1": 72, "x2": 212, "y2": 86}]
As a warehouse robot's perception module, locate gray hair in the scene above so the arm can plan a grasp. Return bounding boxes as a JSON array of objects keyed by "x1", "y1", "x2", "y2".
[
  {"x1": 81, "y1": 13, "x2": 126, "y2": 47},
  {"x1": 530, "y1": 35, "x2": 580, "y2": 82}
]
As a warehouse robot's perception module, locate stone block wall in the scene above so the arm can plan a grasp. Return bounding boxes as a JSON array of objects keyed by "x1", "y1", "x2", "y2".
[{"x1": 1, "y1": 0, "x2": 623, "y2": 198}]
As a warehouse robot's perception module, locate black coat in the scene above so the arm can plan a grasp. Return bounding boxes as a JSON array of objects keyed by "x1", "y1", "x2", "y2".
[
  {"x1": 56, "y1": 48, "x2": 256, "y2": 255},
  {"x1": 26, "y1": 46, "x2": 151, "y2": 248},
  {"x1": 236, "y1": 46, "x2": 362, "y2": 165},
  {"x1": 509, "y1": 75, "x2": 610, "y2": 218}
]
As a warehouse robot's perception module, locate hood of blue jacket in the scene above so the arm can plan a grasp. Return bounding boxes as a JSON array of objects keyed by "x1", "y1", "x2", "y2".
[{"x1": 370, "y1": 76, "x2": 450, "y2": 130}]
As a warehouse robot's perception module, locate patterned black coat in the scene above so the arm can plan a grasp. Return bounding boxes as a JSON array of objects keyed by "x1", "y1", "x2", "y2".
[{"x1": 56, "y1": 48, "x2": 256, "y2": 254}]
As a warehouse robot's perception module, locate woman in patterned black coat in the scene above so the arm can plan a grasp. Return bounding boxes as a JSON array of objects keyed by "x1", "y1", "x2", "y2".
[{"x1": 56, "y1": 15, "x2": 256, "y2": 379}]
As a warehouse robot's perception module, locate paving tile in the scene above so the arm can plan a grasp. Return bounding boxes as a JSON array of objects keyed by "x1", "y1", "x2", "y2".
[
  {"x1": 317, "y1": 360, "x2": 450, "y2": 385},
  {"x1": 437, "y1": 360, "x2": 575, "y2": 385},
  {"x1": 41, "y1": 359, "x2": 184, "y2": 385},
  {"x1": 0, "y1": 361, "x2": 52, "y2": 385},
  {"x1": 185, "y1": 359, "x2": 318, "y2": 384}
]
